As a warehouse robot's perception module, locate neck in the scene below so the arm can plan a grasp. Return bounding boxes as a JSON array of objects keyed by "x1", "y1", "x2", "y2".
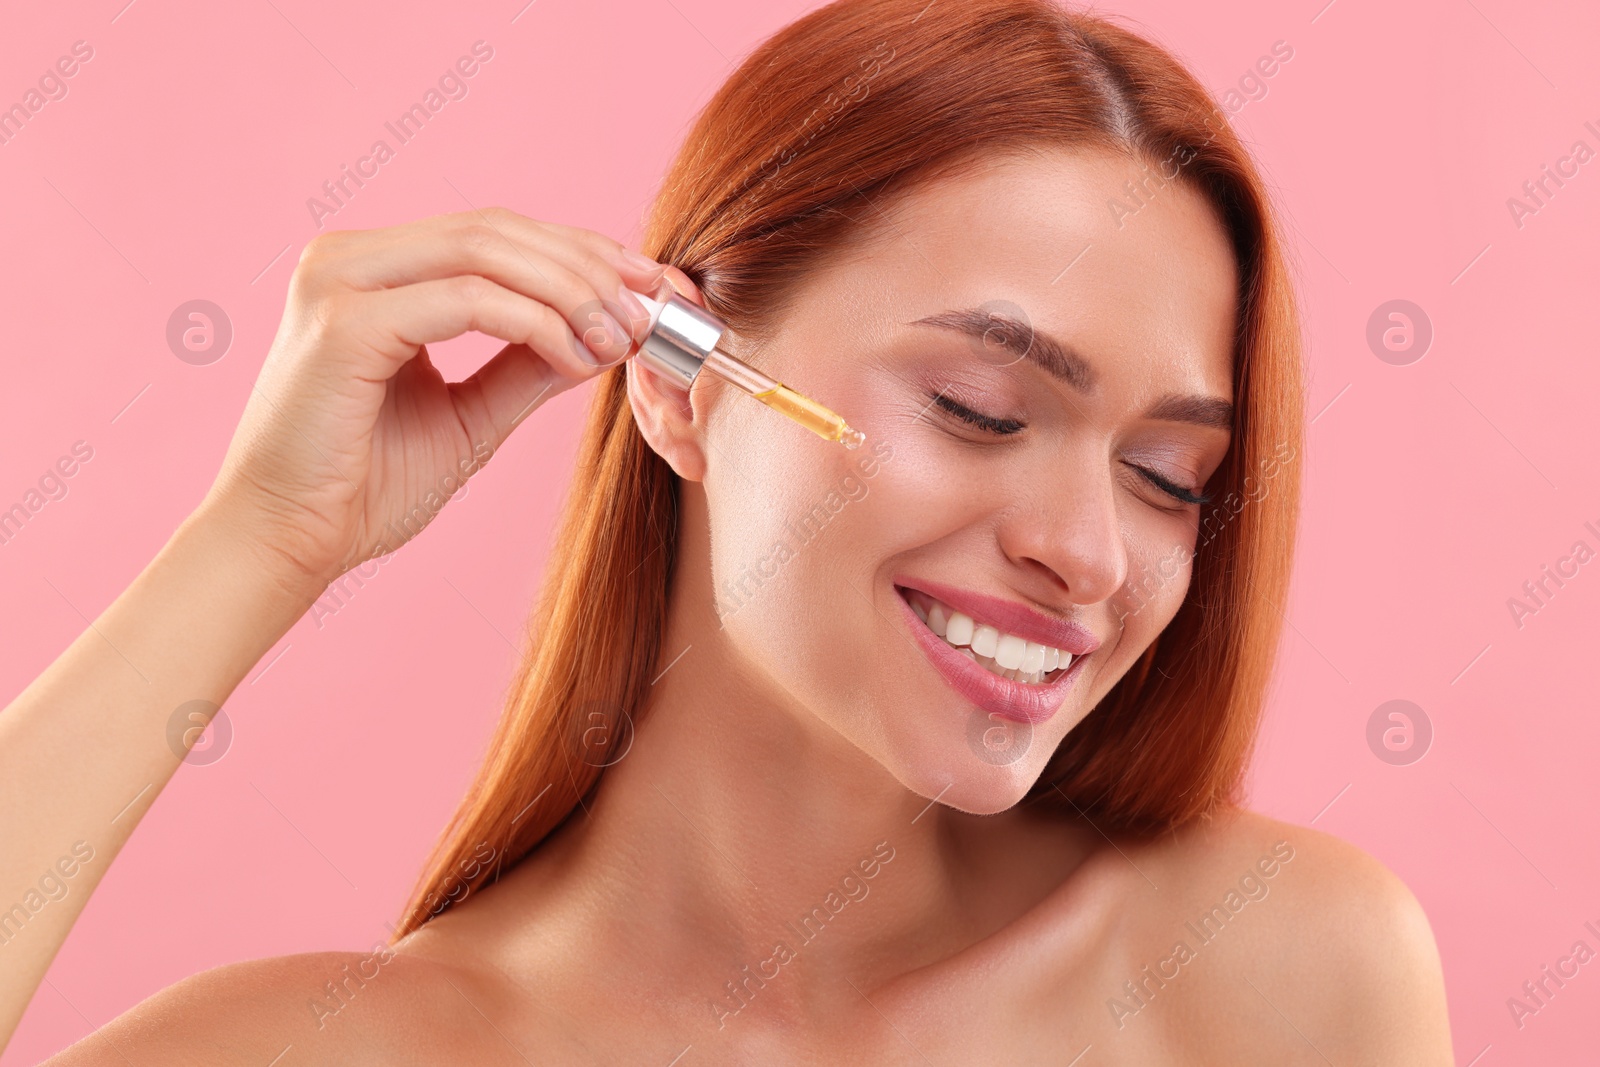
[{"x1": 548, "y1": 601, "x2": 981, "y2": 984}]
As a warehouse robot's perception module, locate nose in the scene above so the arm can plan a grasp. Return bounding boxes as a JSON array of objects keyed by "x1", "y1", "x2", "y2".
[{"x1": 997, "y1": 458, "x2": 1129, "y2": 607}]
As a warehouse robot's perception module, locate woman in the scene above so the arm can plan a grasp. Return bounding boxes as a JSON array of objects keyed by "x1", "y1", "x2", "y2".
[{"x1": 3, "y1": 0, "x2": 1452, "y2": 1061}]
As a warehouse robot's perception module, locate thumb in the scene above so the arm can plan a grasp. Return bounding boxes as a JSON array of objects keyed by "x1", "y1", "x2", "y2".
[{"x1": 658, "y1": 266, "x2": 705, "y2": 308}]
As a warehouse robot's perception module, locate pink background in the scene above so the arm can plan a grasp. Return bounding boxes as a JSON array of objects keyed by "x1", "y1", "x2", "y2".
[{"x1": 2, "y1": 0, "x2": 1596, "y2": 1061}]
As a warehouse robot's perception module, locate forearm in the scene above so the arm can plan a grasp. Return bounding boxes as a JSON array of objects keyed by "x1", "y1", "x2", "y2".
[{"x1": 0, "y1": 499, "x2": 325, "y2": 1046}]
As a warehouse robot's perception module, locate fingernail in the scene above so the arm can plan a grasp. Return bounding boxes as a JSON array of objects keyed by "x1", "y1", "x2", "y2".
[
  {"x1": 616, "y1": 282, "x2": 649, "y2": 332},
  {"x1": 591, "y1": 310, "x2": 630, "y2": 360},
  {"x1": 622, "y1": 248, "x2": 668, "y2": 276}
]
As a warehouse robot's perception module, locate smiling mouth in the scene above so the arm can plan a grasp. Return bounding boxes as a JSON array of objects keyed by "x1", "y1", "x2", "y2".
[{"x1": 897, "y1": 587, "x2": 1074, "y2": 685}]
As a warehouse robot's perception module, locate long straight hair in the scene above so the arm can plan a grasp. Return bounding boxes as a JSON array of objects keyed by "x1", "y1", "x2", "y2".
[{"x1": 396, "y1": 0, "x2": 1304, "y2": 937}]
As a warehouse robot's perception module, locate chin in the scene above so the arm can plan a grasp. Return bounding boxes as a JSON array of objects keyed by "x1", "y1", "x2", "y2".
[{"x1": 884, "y1": 738, "x2": 1050, "y2": 817}]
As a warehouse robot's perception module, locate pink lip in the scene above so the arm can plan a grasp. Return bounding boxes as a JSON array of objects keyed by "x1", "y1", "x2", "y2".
[
  {"x1": 891, "y1": 582, "x2": 1095, "y2": 726},
  {"x1": 892, "y1": 575, "x2": 1102, "y2": 656}
]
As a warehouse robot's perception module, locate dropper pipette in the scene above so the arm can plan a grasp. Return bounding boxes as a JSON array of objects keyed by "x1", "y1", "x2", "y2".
[{"x1": 621, "y1": 286, "x2": 866, "y2": 450}]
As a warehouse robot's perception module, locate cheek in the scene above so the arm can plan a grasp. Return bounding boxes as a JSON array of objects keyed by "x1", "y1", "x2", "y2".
[
  {"x1": 699, "y1": 396, "x2": 971, "y2": 710},
  {"x1": 1113, "y1": 524, "x2": 1197, "y2": 649},
  {"x1": 700, "y1": 414, "x2": 893, "y2": 659},
  {"x1": 703, "y1": 472, "x2": 812, "y2": 624},
  {"x1": 702, "y1": 373, "x2": 961, "y2": 598}
]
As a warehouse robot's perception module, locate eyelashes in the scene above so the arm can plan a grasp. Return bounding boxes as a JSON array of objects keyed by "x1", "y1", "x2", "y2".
[
  {"x1": 930, "y1": 393, "x2": 1025, "y2": 435},
  {"x1": 1136, "y1": 469, "x2": 1213, "y2": 506},
  {"x1": 927, "y1": 391, "x2": 1214, "y2": 507}
]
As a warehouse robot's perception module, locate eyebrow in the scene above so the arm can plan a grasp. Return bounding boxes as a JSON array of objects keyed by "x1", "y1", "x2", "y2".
[{"x1": 907, "y1": 307, "x2": 1235, "y2": 431}]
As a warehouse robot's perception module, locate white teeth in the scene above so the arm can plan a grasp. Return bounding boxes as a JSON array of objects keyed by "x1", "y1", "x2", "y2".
[
  {"x1": 972, "y1": 645, "x2": 1047, "y2": 684},
  {"x1": 995, "y1": 633, "x2": 1026, "y2": 670},
  {"x1": 906, "y1": 588, "x2": 1078, "y2": 686},
  {"x1": 971, "y1": 623, "x2": 999, "y2": 658}
]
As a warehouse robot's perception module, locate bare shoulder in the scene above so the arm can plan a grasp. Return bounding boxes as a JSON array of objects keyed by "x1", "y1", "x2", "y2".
[
  {"x1": 1119, "y1": 807, "x2": 1454, "y2": 1064},
  {"x1": 39, "y1": 947, "x2": 498, "y2": 1066}
]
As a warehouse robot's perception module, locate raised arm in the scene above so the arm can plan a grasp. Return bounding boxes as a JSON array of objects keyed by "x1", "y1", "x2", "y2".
[{"x1": 0, "y1": 209, "x2": 670, "y2": 1050}]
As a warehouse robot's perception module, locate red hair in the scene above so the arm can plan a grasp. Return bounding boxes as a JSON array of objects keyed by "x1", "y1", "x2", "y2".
[{"x1": 397, "y1": 0, "x2": 1304, "y2": 936}]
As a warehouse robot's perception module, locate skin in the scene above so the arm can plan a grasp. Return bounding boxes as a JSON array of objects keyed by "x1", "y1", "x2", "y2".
[{"x1": 4, "y1": 147, "x2": 1452, "y2": 1065}]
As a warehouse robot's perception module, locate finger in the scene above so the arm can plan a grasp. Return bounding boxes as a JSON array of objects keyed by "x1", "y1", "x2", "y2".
[
  {"x1": 302, "y1": 209, "x2": 670, "y2": 314},
  {"x1": 528, "y1": 216, "x2": 671, "y2": 283},
  {"x1": 334, "y1": 273, "x2": 630, "y2": 382},
  {"x1": 433, "y1": 210, "x2": 672, "y2": 338},
  {"x1": 299, "y1": 209, "x2": 667, "y2": 289},
  {"x1": 422, "y1": 209, "x2": 671, "y2": 291},
  {"x1": 448, "y1": 341, "x2": 563, "y2": 454},
  {"x1": 657, "y1": 266, "x2": 705, "y2": 307},
  {"x1": 314, "y1": 213, "x2": 665, "y2": 347},
  {"x1": 498, "y1": 217, "x2": 671, "y2": 339}
]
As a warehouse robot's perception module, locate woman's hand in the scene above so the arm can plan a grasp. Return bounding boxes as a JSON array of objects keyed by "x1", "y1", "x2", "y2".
[{"x1": 202, "y1": 208, "x2": 672, "y2": 591}]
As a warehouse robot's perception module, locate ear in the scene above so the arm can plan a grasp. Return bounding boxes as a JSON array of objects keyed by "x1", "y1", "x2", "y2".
[{"x1": 626, "y1": 267, "x2": 712, "y2": 483}]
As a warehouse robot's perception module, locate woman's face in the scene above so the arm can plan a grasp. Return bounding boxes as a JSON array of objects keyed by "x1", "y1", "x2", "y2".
[{"x1": 679, "y1": 147, "x2": 1238, "y2": 814}]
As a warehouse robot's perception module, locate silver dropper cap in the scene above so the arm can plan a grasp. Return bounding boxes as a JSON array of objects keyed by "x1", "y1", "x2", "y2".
[{"x1": 624, "y1": 287, "x2": 725, "y2": 388}]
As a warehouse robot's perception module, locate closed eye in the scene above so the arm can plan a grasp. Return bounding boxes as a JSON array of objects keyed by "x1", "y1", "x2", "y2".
[
  {"x1": 929, "y1": 393, "x2": 1025, "y2": 435},
  {"x1": 928, "y1": 391, "x2": 1212, "y2": 507},
  {"x1": 1130, "y1": 465, "x2": 1212, "y2": 506}
]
